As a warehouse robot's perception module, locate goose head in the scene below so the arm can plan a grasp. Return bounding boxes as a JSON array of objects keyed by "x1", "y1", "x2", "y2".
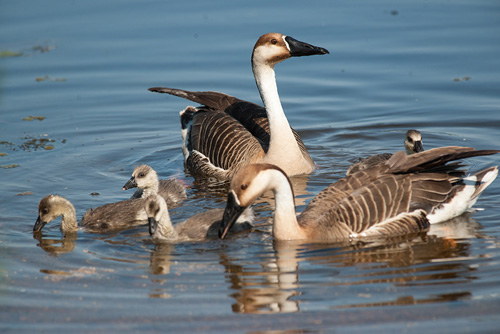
[
  {"x1": 123, "y1": 164, "x2": 158, "y2": 191},
  {"x1": 404, "y1": 129, "x2": 424, "y2": 155},
  {"x1": 34, "y1": 194, "x2": 76, "y2": 232},
  {"x1": 251, "y1": 33, "x2": 329, "y2": 68},
  {"x1": 219, "y1": 164, "x2": 291, "y2": 238}
]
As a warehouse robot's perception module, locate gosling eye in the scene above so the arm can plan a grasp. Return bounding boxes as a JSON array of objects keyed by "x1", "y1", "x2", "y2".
[
  {"x1": 241, "y1": 184, "x2": 248, "y2": 190},
  {"x1": 42, "y1": 208, "x2": 49, "y2": 214},
  {"x1": 271, "y1": 39, "x2": 278, "y2": 45},
  {"x1": 408, "y1": 138, "x2": 414, "y2": 143},
  {"x1": 139, "y1": 172, "x2": 145, "y2": 178}
]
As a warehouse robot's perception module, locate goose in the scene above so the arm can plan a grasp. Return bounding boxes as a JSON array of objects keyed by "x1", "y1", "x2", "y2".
[
  {"x1": 219, "y1": 146, "x2": 499, "y2": 242},
  {"x1": 149, "y1": 32, "x2": 329, "y2": 181},
  {"x1": 347, "y1": 129, "x2": 425, "y2": 175},
  {"x1": 123, "y1": 164, "x2": 187, "y2": 207},
  {"x1": 33, "y1": 194, "x2": 146, "y2": 234},
  {"x1": 145, "y1": 194, "x2": 253, "y2": 242}
]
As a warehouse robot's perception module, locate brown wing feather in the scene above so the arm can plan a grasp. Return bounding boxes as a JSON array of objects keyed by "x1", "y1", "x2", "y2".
[{"x1": 150, "y1": 87, "x2": 313, "y2": 170}]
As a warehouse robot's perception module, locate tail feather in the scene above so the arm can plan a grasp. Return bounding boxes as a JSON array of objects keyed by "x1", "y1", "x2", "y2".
[
  {"x1": 149, "y1": 87, "x2": 241, "y2": 111},
  {"x1": 387, "y1": 146, "x2": 500, "y2": 174}
]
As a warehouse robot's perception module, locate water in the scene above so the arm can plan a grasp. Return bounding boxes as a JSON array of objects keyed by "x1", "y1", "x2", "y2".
[{"x1": 1, "y1": 0, "x2": 500, "y2": 332}]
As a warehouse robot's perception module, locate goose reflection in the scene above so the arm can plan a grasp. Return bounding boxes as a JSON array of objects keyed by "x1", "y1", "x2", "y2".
[
  {"x1": 33, "y1": 232, "x2": 77, "y2": 255},
  {"x1": 216, "y1": 213, "x2": 484, "y2": 313},
  {"x1": 219, "y1": 243, "x2": 301, "y2": 314}
]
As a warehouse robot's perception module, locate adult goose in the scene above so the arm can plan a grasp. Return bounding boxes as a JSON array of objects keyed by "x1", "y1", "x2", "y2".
[
  {"x1": 145, "y1": 194, "x2": 253, "y2": 242},
  {"x1": 123, "y1": 164, "x2": 187, "y2": 207},
  {"x1": 33, "y1": 195, "x2": 146, "y2": 234},
  {"x1": 149, "y1": 33, "x2": 329, "y2": 181},
  {"x1": 219, "y1": 146, "x2": 498, "y2": 242},
  {"x1": 347, "y1": 129, "x2": 424, "y2": 175}
]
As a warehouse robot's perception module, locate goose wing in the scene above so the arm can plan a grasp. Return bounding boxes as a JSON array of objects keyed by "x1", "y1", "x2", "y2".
[
  {"x1": 299, "y1": 146, "x2": 499, "y2": 241},
  {"x1": 186, "y1": 108, "x2": 265, "y2": 179},
  {"x1": 150, "y1": 87, "x2": 312, "y2": 169}
]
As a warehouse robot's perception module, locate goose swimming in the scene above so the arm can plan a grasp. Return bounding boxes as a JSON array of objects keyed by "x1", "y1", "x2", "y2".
[
  {"x1": 123, "y1": 164, "x2": 187, "y2": 207},
  {"x1": 33, "y1": 194, "x2": 146, "y2": 234},
  {"x1": 347, "y1": 129, "x2": 425, "y2": 175},
  {"x1": 145, "y1": 194, "x2": 253, "y2": 242},
  {"x1": 149, "y1": 32, "x2": 329, "y2": 181},
  {"x1": 219, "y1": 146, "x2": 498, "y2": 242}
]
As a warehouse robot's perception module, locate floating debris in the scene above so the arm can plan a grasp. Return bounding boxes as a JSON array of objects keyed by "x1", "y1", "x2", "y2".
[
  {"x1": 23, "y1": 115, "x2": 45, "y2": 121},
  {"x1": 16, "y1": 192, "x2": 33, "y2": 196},
  {"x1": 19, "y1": 136, "x2": 55, "y2": 151},
  {"x1": 35, "y1": 75, "x2": 66, "y2": 82},
  {"x1": 90, "y1": 192, "x2": 100, "y2": 196},
  {"x1": 0, "y1": 50, "x2": 23, "y2": 58},
  {"x1": 0, "y1": 153, "x2": 6, "y2": 157},
  {"x1": 453, "y1": 76, "x2": 471, "y2": 82},
  {"x1": 0, "y1": 164, "x2": 20, "y2": 169}
]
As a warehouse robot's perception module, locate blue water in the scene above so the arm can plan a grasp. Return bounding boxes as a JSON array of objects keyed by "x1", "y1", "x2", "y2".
[{"x1": 1, "y1": 0, "x2": 500, "y2": 333}]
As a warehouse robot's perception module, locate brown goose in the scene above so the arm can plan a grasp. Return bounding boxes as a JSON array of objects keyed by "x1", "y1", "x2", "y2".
[
  {"x1": 145, "y1": 194, "x2": 253, "y2": 242},
  {"x1": 33, "y1": 195, "x2": 146, "y2": 234},
  {"x1": 123, "y1": 164, "x2": 187, "y2": 207},
  {"x1": 219, "y1": 146, "x2": 498, "y2": 242},
  {"x1": 149, "y1": 32, "x2": 329, "y2": 181},
  {"x1": 347, "y1": 129, "x2": 425, "y2": 175}
]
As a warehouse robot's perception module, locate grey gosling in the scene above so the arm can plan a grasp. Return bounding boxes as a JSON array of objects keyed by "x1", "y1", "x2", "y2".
[
  {"x1": 34, "y1": 194, "x2": 146, "y2": 234},
  {"x1": 145, "y1": 194, "x2": 253, "y2": 242},
  {"x1": 123, "y1": 164, "x2": 187, "y2": 207}
]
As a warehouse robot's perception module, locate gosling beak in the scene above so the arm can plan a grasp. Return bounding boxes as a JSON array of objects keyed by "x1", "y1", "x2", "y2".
[
  {"x1": 414, "y1": 140, "x2": 424, "y2": 153},
  {"x1": 285, "y1": 36, "x2": 329, "y2": 57},
  {"x1": 33, "y1": 216, "x2": 47, "y2": 232},
  {"x1": 148, "y1": 217, "x2": 158, "y2": 236},
  {"x1": 219, "y1": 191, "x2": 245, "y2": 239},
  {"x1": 123, "y1": 176, "x2": 137, "y2": 190}
]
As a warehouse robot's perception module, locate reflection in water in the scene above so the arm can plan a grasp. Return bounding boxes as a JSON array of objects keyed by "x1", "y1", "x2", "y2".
[
  {"x1": 218, "y1": 213, "x2": 483, "y2": 314},
  {"x1": 33, "y1": 231, "x2": 77, "y2": 255},
  {"x1": 220, "y1": 244, "x2": 301, "y2": 314}
]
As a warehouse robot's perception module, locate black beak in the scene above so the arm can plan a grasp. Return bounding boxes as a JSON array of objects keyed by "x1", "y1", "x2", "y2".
[
  {"x1": 219, "y1": 192, "x2": 246, "y2": 239},
  {"x1": 33, "y1": 216, "x2": 47, "y2": 232},
  {"x1": 123, "y1": 176, "x2": 137, "y2": 190},
  {"x1": 414, "y1": 141, "x2": 424, "y2": 153},
  {"x1": 285, "y1": 36, "x2": 329, "y2": 57},
  {"x1": 148, "y1": 217, "x2": 158, "y2": 236}
]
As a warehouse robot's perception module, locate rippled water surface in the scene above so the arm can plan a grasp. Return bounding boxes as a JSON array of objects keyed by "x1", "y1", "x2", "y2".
[{"x1": 1, "y1": 0, "x2": 500, "y2": 333}]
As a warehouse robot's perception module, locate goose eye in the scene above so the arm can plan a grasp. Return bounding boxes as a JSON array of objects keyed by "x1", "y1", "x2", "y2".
[
  {"x1": 241, "y1": 184, "x2": 248, "y2": 190},
  {"x1": 271, "y1": 39, "x2": 278, "y2": 45}
]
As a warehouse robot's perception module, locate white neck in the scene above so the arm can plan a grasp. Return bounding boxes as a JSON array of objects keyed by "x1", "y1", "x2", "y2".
[
  {"x1": 263, "y1": 170, "x2": 305, "y2": 240},
  {"x1": 252, "y1": 62, "x2": 309, "y2": 173}
]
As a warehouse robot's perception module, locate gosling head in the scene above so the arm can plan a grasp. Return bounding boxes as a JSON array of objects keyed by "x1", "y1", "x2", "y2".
[
  {"x1": 123, "y1": 164, "x2": 158, "y2": 191},
  {"x1": 252, "y1": 33, "x2": 329, "y2": 68},
  {"x1": 404, "y1": 130, "x2": 424, "y2": 155},
  {"x1": 34, "y1": 194, "x2": 76, "y2": 233}
]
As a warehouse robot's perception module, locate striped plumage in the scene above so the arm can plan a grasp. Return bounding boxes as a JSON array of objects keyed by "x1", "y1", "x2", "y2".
[
  {"x1": 149, "y1": 33, "x2": 329, "y2": 181},
  {"x1": 219, "y1": 146, "x2": 499, "y2": 242}
]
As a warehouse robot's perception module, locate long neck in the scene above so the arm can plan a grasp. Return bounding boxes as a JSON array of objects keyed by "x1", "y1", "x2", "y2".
[
  {"x1": 156, "y1": 206, "x2": 179, "y2": 241},
  {"x1": 266, "y1": 171, "x2": 305, "y2": 240},
  {"x1": 252, "y1": 62, "x2": 304, "y2": 164},
  {"x1": 59, "y1": 198, "x2": 79, "y2": 232}
]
